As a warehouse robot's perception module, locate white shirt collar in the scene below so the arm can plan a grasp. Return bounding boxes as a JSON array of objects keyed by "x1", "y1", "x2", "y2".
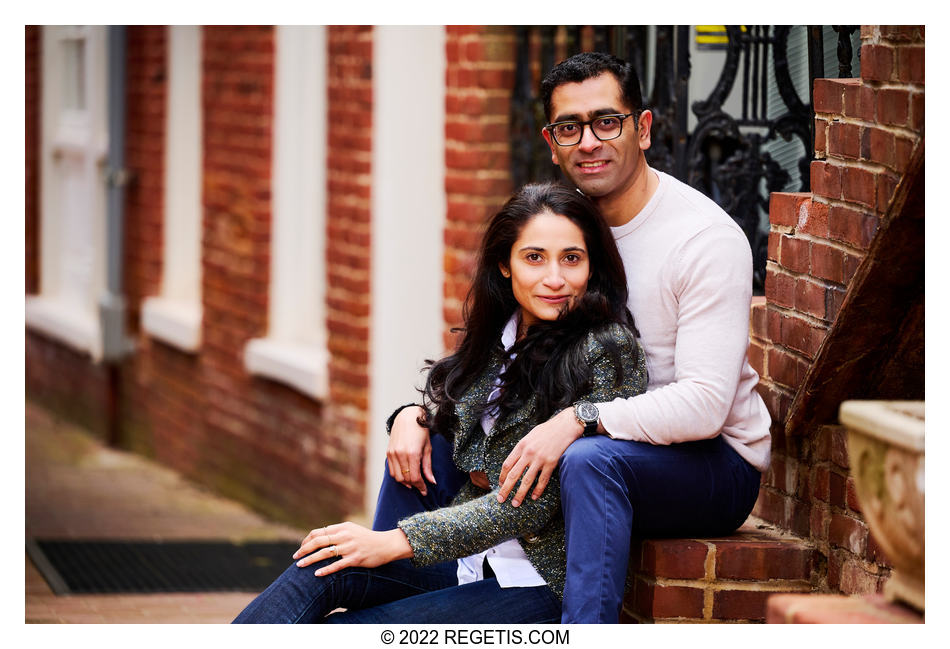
[{"x1": 501, "y1": 312, "x2": 519, "y2": 352}]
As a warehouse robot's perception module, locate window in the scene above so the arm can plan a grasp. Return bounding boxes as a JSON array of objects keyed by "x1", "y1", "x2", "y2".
[
  {"x1": 141, "y1": 25, "x2": 203, "y2": 352},
  {"x1": 26, "y1": 26, "x2": 108, "y2": 359},
  {"x1": 243, "y1": 26, "x2": 328, "y2": 399}
]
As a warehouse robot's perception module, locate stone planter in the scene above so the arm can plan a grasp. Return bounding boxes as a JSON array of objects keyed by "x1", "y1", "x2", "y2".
[{"x1": 839, "y1": 400, "x2": 924, "y2": 611}]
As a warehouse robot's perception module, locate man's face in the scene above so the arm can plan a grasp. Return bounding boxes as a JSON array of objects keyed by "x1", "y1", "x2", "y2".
[{"x1": 542, "y1": 73, "x2": 651, "y2": 204}]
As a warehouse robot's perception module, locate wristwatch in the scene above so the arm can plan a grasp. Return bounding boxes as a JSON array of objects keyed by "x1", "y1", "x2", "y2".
[{"x1": 573, "y1": 400, "x2": 600, "y2": 437}]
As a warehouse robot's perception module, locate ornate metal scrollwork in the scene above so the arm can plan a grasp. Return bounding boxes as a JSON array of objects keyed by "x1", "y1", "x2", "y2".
[{"x1": 511, "y1": 25, "x2": 857, "y2": 293}]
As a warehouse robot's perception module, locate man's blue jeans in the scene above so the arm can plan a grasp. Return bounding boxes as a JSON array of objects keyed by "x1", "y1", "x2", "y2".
[
  {"x1": 232, "y1": 433, "x2": 561, "y2": 623},
  {"x1": 558, "y1": 434, "x2": 761, "y2": 623}
]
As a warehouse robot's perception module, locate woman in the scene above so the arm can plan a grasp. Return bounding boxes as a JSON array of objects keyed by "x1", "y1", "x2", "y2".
[{"x1": 233, "y1": 183, "x2": 647, "y2": 623}]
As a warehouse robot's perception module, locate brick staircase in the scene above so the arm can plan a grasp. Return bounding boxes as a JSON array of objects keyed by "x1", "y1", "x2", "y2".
[{"x1": 621, "y1": 517, "x2": 816, "y2": 623}]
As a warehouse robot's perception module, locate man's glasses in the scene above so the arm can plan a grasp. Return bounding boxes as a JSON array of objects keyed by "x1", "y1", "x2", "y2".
[{"x1": 544, "y1": 112, "x2": 639, "y2": 147}]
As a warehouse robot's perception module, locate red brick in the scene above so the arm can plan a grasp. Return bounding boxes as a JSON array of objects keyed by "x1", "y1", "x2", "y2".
[
  {"x1": 810, "y1": 241, "x2": 845, "y2": 284},
  {"x1": 799, "y1": 200, "x2": 829, "y2": 237},
  {"x1": 813, "y1": 78, "x2": 843, "y2": 114},
  {"x1": 877, "y1": 170, "x2": 900, "y2": 214},
  {"x1": 637, "y1": 539, "x2": 709, "y2": 579},
  {"x1": 910, "y1": 92, "x2": 924, "y2": 130},
  {"x1": 878, "y1": 88, "x2": 910, "y2": 127},
  {"x1": 765, "y1": 270, "x2": 795, "y2": 309},
  {"x1": 768, "y1": 347, "x2": 808, "y2": 389},
  {"x1": 881, "y1": 25, "x2": 923, "y2": 42},
  {"x1": 779, "y1": 313, "x2": 825, "y2": 359},
  {"x1": 778, "y1": 235, "x2": 809, "y2": 274},
  {"x1": 842, "y1": 251, "x2": 864, "y2": 285},
  {"x1": 843, "y1": 83, "x2": 876, "y2": 121},
  {"x1": 788, "y1": 498, "x2": 811, "y2": 537},
  {"x1": 750, "y1": 301, "x2": 768, "y2": 339},
  {"x1": 897, "y1": 45, "x2": 925, "y2": 85},
  {"x1": 828, "y1": 121, "x2": 861, "y2": 160},
  {"x1": 841, "y1": 166, "x2": 878, "y2": 209},
  {"x1": 768, "y1": 192, "x2": 809, "y2": 228},
  {"x1": 826, "y1": 285, "x2": 847, "y2": 320},
  {"x1": 867, "y1": 126, "x2": 895, "y2": 168},
  {"x1": 766, "y1": 455, "x2": 786, "y2": 491},
  {"x1": 894, "y1": 136, "x2": 916, "y2": 173},
  {"x1": 795, "y1": 278, "x2": 826, "y2": 320},
  {"x1": 633, "y1": 578, "x2": 704, "y2": 619},
  {"x1": 748, "y1": 339, "x2": 765, "y2": 376},
  {"x1": 828, "y1": 425, "x2": 850, "y2": 469},
  {"x1": 767, "y1": 231, "x2": 780, "y2": 262},
  {"x1": 861, "y1": 44, "x2": 895, "y2": 82},
  {"x1": 810, "y1": 501, "x2": 830, "y2": 539},
  {"x1": 811, "y1": 465, "x2": 830, "y2": 501},
  {"x1": 766, "y1": 307, "x2": 782, "y2": 343},
  {"x1": 814, "y1": 117, "x2": 827, "y2": 155},
  {"x1": 751, "y1": 487, "x2": 785, "y2": 529},
  {"x1": 828, "y1": 549, "x2": 843, "y2": 590},
  {"x1": 713, "y1": 589, "x2": 772, "y2": 621},
  {"x1": 810, "y1": 160, "x2": 841, "y2": 201},
  {"x1": 715, "y1": 540, "x2": 813, "y2": 580},
  {"x1": 828, "y1": 204, "x2": 878, "y2": 249},
  {"x1": 829, "y1": 470, "x2": 847, "y2": 507}
]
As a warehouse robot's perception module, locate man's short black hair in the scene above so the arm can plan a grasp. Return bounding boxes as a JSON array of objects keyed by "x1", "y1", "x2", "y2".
[{"x1": 540, "y1": 51, "x2": 644, "y2": 122}]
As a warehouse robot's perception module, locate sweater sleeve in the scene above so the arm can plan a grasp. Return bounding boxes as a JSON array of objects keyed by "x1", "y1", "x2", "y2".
[
  {"x1": 398, "y1": 325, "x2": 644, "y2": 567},
  {"x1": 597, "y1": 224, "x2": 753, "y2": 444},
  {"x1": 398, "y1": 478, "x2": 560, "y2": 567}
]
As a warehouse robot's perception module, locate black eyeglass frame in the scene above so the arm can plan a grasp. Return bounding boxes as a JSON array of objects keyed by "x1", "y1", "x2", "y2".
[{"x1": 544, "y1": 111, "x2": 640, "y2": 147}]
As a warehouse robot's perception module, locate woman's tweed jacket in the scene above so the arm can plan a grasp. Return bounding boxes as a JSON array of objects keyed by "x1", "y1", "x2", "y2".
[{"x1": 398, "y1": 323, "x2": 647, "y2": 599}]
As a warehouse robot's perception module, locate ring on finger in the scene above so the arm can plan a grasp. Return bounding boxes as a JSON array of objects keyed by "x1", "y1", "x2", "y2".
[{"x1": 329, "y1": 544, "x2": 338, "y2": 557}]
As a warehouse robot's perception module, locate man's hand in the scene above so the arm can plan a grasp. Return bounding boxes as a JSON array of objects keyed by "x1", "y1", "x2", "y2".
[
  {"x1": 293, "y1": 522, "x2": 413, "y2": 577},
  {"x1": 497, "y1": 407, "x2": 585, "y2": 507},
  {"x1": 386, "y1": 406, "x2": 435, "y2": 495}
]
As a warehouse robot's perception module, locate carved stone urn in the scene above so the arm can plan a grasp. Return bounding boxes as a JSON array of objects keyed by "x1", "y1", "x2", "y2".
[{"x1": 839, "y1": 400, "x2": 925, "y2": 611}]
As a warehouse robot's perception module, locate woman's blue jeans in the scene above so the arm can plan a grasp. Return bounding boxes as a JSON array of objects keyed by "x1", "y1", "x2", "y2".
[
  {"x1": 558, "y1": 434, "x2": 761, "y2": 623},
  {"x1": 232, "y1": 433, "x2": 561, "y2": 623}
]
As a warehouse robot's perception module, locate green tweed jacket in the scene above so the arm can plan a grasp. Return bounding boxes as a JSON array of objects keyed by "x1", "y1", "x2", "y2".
[{"x1": 397, "y1": 322, "x2": 647, "y2": 599}]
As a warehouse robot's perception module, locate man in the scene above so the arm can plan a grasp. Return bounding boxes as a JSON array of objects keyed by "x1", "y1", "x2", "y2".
[
  {"x1": 389, "y1": 52, "x2": 770, "y2": 623},
  {"x1": 492, "y1": 51, "x2": 772, "y2": 623}
]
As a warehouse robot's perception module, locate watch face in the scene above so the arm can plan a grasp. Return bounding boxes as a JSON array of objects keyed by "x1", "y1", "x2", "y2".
[{"x1": 576, "y1": 401, "x2": 598, "y2": 423}]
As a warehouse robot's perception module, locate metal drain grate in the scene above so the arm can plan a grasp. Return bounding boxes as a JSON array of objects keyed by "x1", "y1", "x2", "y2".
[{"x1": 26, "y1": 539, "x2": 299, "y2": 594}]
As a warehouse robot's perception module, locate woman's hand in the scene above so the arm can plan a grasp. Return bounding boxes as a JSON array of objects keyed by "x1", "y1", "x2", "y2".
[
  {"x1": 293, "y1": 522, "x2": 414, "y2": 577},
  {"x1": 387, "y1": 406, "x2": 436, "y2": 496},
  {"x1": 497, "y1": 407, "x2": 585, "y2": 507}
]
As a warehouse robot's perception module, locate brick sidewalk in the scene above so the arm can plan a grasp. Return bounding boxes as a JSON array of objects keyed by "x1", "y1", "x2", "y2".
[{"x1": 25, "y1": 400, "x2": 307, "y2": 623}]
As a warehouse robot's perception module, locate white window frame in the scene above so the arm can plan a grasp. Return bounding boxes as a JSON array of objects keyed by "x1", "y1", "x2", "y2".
[
  {"x1": 26, "y1": 25, "x2": 108, "y2": 360},
  {"x1": 142, "y1": 25, "x2": 204, "y2": 352},
  {"x1": 367, "y1": 27, "x2": 446, "y2": 513},
  {"x1": 244, "y1": 25, "x2": 329, "y2": 400}
]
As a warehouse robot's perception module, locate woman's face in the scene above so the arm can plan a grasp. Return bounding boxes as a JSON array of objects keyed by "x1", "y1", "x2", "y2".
[{"x1": 501, "y1": 210, "x2": 591, "y2": 331}]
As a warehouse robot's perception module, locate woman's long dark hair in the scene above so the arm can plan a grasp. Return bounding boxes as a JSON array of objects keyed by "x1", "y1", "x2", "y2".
[{"x1": 422, "y1": 182, "x2": 636, "y2": 436}]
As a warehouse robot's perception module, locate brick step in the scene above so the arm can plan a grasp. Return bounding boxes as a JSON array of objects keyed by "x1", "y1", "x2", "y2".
[{"x1": 621, "y1": 517, "x2": 817, "y2": 623}]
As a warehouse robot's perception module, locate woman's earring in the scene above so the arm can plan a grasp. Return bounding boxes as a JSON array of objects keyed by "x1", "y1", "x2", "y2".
[{"x1": 501, "y1": 269, "x2": 510, "y2": 278}]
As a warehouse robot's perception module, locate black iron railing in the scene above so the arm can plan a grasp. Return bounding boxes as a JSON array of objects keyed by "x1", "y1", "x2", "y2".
[{"x1": 510, "y1": 25, "x2": 859, "y2": 293}]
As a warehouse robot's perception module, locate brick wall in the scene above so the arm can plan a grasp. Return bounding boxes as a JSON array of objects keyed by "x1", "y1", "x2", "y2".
[
  {"x1": 749, "y1": 26, "x2": 924, "y2": 594},
  {"x1": 320, "y1": 25, "x2": 375, "y2": 512},
  {"x1": 26, "y1": 26, "x2": 40, "y2": 295},
  {"x1": 123, "y1": 26, "x2": 166, "y2": 332},
  {"x1": 442, "y1": 26, "x2": 516, "y2": 344},
  {"x1": 26, "y1": 26, "x2": 372, "y2": 528}
]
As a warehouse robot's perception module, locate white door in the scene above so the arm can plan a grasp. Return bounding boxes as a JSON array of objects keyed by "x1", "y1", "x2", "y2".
[{"x1": 27, "y1": 26, "x2": 108, "y2": 357}]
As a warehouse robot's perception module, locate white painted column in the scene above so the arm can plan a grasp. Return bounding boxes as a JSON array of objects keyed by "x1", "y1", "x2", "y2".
[{"x1": 369, "y1": 27, "x2": 446, "y2": 515}]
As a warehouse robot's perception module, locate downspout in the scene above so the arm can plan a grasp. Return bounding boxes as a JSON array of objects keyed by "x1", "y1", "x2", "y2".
[{"x1": 100, "y1": 25, "x2": 133, "y2": 446}]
